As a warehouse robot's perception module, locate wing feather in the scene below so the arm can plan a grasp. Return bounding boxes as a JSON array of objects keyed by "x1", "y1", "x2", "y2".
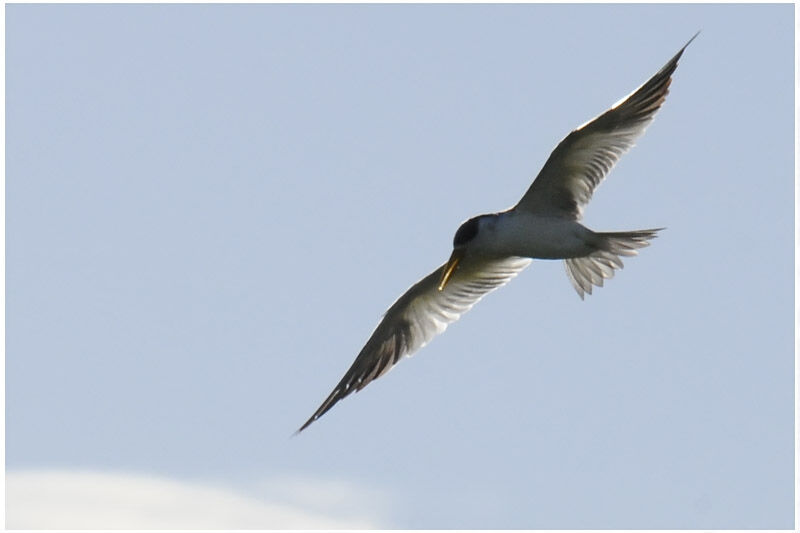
[
  {"x1": 515, "y1": 34, "x2": 697, "y2": 219},
  {"x1": 297, "y1": 256, "x2": 531, "y2": 432}
]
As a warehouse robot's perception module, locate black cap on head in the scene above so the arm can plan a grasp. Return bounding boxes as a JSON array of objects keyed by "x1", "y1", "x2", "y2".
[{"x1": 453, "y1": 216, "x2": 481, "y2": 247}]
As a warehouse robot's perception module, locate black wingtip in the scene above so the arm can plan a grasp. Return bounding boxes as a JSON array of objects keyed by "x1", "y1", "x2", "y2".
[
  {"x1": 686, "y1": 30, "x2": 701, "y2": 49},
  {"x1": 668, "y1": 31, "x2": 700, "y2": 65},
  {"x1": 647, "y1": 31, "x2": 698, "y2": 87},
  {"x1": 295, "y1": 384, "x2": 348, "y2": 434},
  {"x1": 295, "y1": 410, "x2": 322, "y2": 434},
  {"x1": 293, "y1": 415, "x2": 316, "y2": 436},
  {"x1": 295, "y1": 415, "x2": 317, "y2": 435}
]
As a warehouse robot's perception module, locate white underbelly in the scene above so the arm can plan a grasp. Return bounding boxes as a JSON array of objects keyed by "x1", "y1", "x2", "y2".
[{"x1": 485, "y1": 213, "x2": 595, "y2": 259}]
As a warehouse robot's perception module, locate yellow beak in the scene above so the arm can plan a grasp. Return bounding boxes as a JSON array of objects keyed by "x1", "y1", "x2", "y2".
[{"x1": 438, "y1": 249, "x2": 464, "y2": 291}]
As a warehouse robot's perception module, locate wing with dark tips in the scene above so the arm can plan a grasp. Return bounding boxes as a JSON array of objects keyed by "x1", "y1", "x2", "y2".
[
  {"x1": 515, "y1": 33, "x2": 697, "y2": 219},
  {"x1": 297, "y1": 256, "x2": 531, "y2": 432}
]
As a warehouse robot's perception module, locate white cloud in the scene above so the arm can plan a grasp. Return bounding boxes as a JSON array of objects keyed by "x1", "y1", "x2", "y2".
[{"x1": 6, "y1": 469, "x2": 388, "y2": 529}]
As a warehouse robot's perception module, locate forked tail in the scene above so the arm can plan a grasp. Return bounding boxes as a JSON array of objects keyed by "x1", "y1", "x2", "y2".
[{"x1": 564, "y1": 228, "x2": 663, "y2": 299}]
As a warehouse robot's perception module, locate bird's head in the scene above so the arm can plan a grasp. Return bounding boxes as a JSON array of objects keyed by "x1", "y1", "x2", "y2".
[{"x1": 438, "y1": 214, "x2": 495, "y2": 291}]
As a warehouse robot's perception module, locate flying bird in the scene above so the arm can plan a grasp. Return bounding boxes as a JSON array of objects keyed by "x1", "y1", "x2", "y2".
[{"x1": 298, "y1": 34, "x2": 697, "y2": 432}]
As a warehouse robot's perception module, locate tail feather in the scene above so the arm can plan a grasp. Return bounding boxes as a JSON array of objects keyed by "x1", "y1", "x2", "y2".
[{"x1": 565, "y1": 228, "x2": 662, "y2": 299}]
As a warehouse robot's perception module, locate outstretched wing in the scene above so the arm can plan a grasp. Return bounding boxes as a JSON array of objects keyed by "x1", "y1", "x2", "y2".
[
  {"x1": 515, "y1": 33, "x2": 697, "y2": 219},
  {"x1": 297, "y1": 256, "x2": 532, "y2": 432}
]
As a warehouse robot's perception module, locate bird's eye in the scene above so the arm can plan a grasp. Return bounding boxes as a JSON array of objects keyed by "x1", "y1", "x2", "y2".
[{"x1": 453, "y1": 217, "x2": 480, "y2": 247}]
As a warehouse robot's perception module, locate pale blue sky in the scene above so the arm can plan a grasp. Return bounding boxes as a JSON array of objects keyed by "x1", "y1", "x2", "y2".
[{"x1": 6, "y1": 3, "x2": 794, "y2": 529}]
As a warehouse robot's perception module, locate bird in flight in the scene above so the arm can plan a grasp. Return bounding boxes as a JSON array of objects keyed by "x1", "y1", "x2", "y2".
[{"x1": 298, "y1": 34, "x2": 697, "y2": 433}]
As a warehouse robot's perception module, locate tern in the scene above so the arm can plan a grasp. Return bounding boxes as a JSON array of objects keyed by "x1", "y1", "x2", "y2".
[{"x1": 299, "y1": 35, "x2": 696, "y2": 432}]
